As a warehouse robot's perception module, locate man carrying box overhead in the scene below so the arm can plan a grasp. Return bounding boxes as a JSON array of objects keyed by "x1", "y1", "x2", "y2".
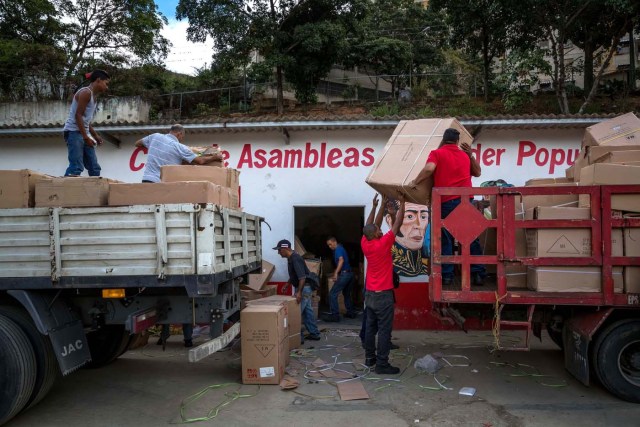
[
  {"x1": 409, "y1": 127, "x2": 486, "y2": 286},
  {"x1": 135, "y1": 124, "x2": 223, "y2": 183},
  {"x1": 277, "y1": 239, "x2": 322, "y2": 341}
]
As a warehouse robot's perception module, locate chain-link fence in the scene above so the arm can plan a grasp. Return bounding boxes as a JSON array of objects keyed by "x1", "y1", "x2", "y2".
[{"x1": 150, "y1": 72, "x2": 481, "y2": 119}]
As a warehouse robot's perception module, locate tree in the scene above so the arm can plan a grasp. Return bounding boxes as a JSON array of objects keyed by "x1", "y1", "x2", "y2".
[
  {"x1": 56, "y1": 0, "x2": 170, "y2": 98},
  {"x1": 429, "y1": 0, "x2": 534, "y2": 102},
  {"x1": 177, "y1": 0, "x2": 366, "y2": 113}
]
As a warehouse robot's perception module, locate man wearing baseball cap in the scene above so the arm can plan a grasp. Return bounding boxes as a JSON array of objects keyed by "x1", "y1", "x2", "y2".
[
  {"x1": 276, "y1": 239, "x2": 321, "y2": 341},
  {"x1": 409, "y1": 127, "x2": 486, "y2": 286}
]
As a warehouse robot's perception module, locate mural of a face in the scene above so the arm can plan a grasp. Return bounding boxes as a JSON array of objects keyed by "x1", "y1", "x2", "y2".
[{"x1": 386, "y1": 202, "x2": 429, "y2": 251}]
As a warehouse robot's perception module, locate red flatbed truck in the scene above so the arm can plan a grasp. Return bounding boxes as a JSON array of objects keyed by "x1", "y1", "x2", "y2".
[{"x1": 429, "y1": 184, "x2": 640, "y2": 403}]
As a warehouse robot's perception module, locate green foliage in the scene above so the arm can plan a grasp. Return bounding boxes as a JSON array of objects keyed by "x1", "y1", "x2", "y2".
[
  {"x1": 193, "y1": 102, "x2": 214, "y2": 117},
  {"x1": 370, "y1": 103, "x2": 400, "y2": 117},
  {"x1": 495, "y1": 48, "x2": 551, "y2": 111},
  {"x1": 416, "y1": 105, "x2": 436, "y2": 117}
]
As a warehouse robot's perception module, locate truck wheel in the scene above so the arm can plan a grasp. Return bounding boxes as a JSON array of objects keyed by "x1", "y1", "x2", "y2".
[
  {"x1": 0, "y1": 315, "x2": 37, "y2": 425},
  {"x1": 85, "y1": 325, "x2": 130, "y2": 368},
  {"x1": 0, "y1": 306, "x2": 59, "y2": 410},
  {"x1": 593, "y1": 319, "x2": 640, "y2": 403}
]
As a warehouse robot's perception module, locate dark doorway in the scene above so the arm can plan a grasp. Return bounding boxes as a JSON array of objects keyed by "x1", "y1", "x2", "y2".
[{"x1": 294, "y1": 206, "x2": 365, "y2": 308}]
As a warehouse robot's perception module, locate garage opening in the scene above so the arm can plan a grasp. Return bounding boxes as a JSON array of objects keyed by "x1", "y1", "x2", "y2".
[{"x1": 294, "y1": 206, "x2": 365, "y2": 311}]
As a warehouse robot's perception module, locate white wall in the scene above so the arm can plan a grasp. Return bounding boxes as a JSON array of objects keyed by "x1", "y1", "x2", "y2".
[{"x1": 0, "y1": 125, "x2": 584, "y2": 280}]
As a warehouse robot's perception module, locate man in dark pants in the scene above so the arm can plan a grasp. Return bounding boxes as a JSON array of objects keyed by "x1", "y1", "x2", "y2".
[
  {"x1": 409, "y1": 127, "x2": 486, "y2": 286},
  {"x1": 323, "y1": 236, "x2": 357, "y2": 322},
  {"x1": 361, "y1": 193, "x2": 405, "y2": 374},
  {"x1": 277, "y1": 239, "x2": 322, "y2": 341}
]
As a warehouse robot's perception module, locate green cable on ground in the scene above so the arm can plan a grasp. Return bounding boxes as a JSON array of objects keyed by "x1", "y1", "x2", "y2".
[
  {"x1": 489, "y1": 361, "x2": 568, "y2": 388},
  {"x1": 175, "y1": 383, "x2": 260, "y2": 424}
]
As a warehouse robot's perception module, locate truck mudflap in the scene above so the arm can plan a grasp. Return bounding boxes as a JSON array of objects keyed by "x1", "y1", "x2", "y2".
[
  {"x1": 8, "y1": 290, "x2": 91, "y2": 375},
  {"x1": 563, "y1": 309, "x2": 614, "y2": 386},
  {"x1": 188, "y1": 321, "x2": 240, "y2": 363}
]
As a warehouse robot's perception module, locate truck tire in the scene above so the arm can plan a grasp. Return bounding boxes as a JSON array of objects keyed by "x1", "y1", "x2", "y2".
[
  {"x1": 592, "y1": 319, "x2": 640, "y2": 403},
  {"x1": 0, "y1": 306, "x2": 59, "y2": 410},
  {"x1": 85, "y1": 325, "x2": 131, "y2": 368},
  {"x1": 0, "y1": 315, "x2": 37, "y2": 426}
]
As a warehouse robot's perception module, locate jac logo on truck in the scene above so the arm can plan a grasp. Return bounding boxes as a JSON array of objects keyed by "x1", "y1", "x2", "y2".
[{"x1": 60, "y1": 340, "x2": 83, "y2": 357}]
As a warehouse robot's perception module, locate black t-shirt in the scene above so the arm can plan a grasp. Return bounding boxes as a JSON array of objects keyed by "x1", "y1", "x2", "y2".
[{"x1": 288, "y1": 252, "x2": 310, "y2": 288}]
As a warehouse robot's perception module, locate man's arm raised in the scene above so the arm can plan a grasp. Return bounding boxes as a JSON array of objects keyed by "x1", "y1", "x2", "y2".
[
  {"x1": 391, "y1": 197, "x2": 405, "y2": 236},
  {"x1": 366, "y1": 194, "x2": 379, "y2": 226}
]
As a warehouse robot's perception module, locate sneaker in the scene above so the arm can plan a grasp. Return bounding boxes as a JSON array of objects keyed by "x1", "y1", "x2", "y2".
[
  {"x1": 473, "y1": 273, "x2": 485, "y2": 286},
  {"x1": 365, "y1": 358, "x2": 376, "y2": 367},
  {"x1": 375, "y1": 364, "x2": 400, "y2": 375},
  {"x1": 390, "y1": 342, "x2": 400, "y2": 350},
  {"x1": 184, "y1": 339, "x2": 193, "y2": 348},
  {"x1": 305, "y1": 334, "x2": 321, "y2": 341},
  {"x1": 321, "y1": 314, "x2": 340, "y2": 322}
]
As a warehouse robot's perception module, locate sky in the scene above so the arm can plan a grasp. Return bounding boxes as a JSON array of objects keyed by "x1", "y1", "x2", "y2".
[{"x1": 156, "y1": 0, "x2": 214, "y2": 76}]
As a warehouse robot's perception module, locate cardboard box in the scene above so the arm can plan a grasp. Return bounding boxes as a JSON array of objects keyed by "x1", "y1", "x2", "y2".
[
  {"x1": 36, "y1": 177, "x2": 117, "y2": 207},
  {"x1": 527, "y1": 266, "x2": 623, "y2": 292},
  {"x1": 365, "y1": 118, "x2": 473, "y2": 203},
  {"x1": 244, "y1": 261, "x2": 275, "y2": 291},
  {"x1": 578, "y1": 164, "x2": 640, "y2": 213},
  {"x1": 0, "y1": 169, "x2": 52, "y2": 208},
  {"x1": 160, "y1": 165, "x2": 240, "y2": 192},
  {"x1": 108, "y1": 182, "x2": 236, "y2": 207},
  {"x1": 241, "y1": 305, "x2": 288, "y2": 385},
  {"x1": 585, "y1": 145, "x2": 640, "y2": 164},
  {"x1": 506, "y1": 264, "x2": 527, "y2": 288},
  {"x1": 240, "y1": 286, "x2": 277, "y2": 309},
  {"x1": 593, "y1": 150, "x2": 640, "y2": 165},
  {"x1": 623, "y1": 219, "x2": 640, "y2": 293},
  {"x1": 304, "y1": 258, "x2": 322, "y2": 276},
  {"x1": 525, "y1": 177, "x2": 574, "y2": 186},
  {"x1": 247, "y1": 295, "x2": 301, "y2": 350},
  {"x1": 582, "y1": 113, "x2": 640, "y2": 148},
  {"x1": 294, "y1": 236, "x2": 307, "y2": 257},
  {"x1": 525, "y1": 207, "x2": 623, "y2": 257},
  {"x1": 327, "y1": 275, "x2": 347, "y2": 314},
  {"x1": 522, "y1": 179, "x2": 579, "y2": 212}
]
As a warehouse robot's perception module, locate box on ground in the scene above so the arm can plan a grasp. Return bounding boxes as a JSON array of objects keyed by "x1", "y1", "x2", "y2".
[
  {"x1": 241, "y1": 305, "x2": 288, "y2": 385},
  {"x1": 365, "y1": 118, "x2": 473, "y2": 204},
  {"x1": 582, "y1": 112, "x2": 640, "y2": 148},
  {"x1": 527, "y1": 266, "x2": 623, "y2": 292},
  {"x1": 0, "y1": 169, "x2": 52, "y2": 208},
  {"x1": 160, "y1": 165, "x2": 240, "y2": 191},
  {"x1": 623, "y1": 218, "x2": 640, "y2": 293},
  {"x1": 108, "y1": 182, "x2": 238, "y2": 208},
  {"x1": 578, "y1": 164, "x2": 640, "y2": 213},
  {"x1": 243, "y1": 261, "x2": 275, "y2": 291},
  {"x1": 247, "y1": 295, "x2": 301, "y2": 350},
  {"x1": 36, "y1": 177, "x2": 118, "y2": 207},
  {"x1": 525, "y1": 207, "x2": 623, "y2": 257}
]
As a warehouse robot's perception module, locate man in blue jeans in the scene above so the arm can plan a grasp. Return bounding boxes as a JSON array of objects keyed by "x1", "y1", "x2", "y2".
[
  {"x1": 322, "y1": 236, "x2": 357, "y2": 322},
  {"x1": 276, "y1": 239, "x2": 321, "y2": 341},
  {"x1": 409, "y1": 127, "x2": 486, "y2": 286},
  {"x1": 63, "y1": 70, "x2": 110, "y2": 177}
]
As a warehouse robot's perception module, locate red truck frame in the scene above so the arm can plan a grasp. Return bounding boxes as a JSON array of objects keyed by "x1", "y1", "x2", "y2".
[{"x1": 429, "y1": 184, "x2": 640, "y2": 403}]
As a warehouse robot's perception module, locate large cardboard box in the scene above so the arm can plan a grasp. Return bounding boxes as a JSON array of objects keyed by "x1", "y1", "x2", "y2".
[
  {"x1": 244, "y1": 261, "x2": 275, "y2": 291},
  {"x1": 240, "y1": 286, "x2": 277, "y2": 309},
  {"x1": 108, "y1": 181, "x2": 236, "y2": 207},
  {"x1": 0, "y1": 169, "x2": 52, "y2": 208},
  {"x1": 247, "y1": 295, "x2": 301, "y2": 350},
  {"x1": 505, "y1": 264, "x2": 527, "y2": 288},
  {"x1": 294, "y1": 235, "x2": 308, "y2": 257},
  {"x1": 525, "y1": 177, "x2": 574, "y2": 186},
  {"x1": 593, "y1": 150, "x2": 640, "y2": 165},
  {"x1": 582, "y1": 113, "x2": 640, "y2": 148},
  {"x1": 522, "y1": 179, "x2": 579, "y2": 213},
  {"x1": 304, "y1": 258, "x2": 322, "y2": 276},
  {"x1": 527, "y1": 266, "x2": 623, "y2": 292},
  {"x1": 36, "y1": 177, "x2": 117, "y2": 207},
  {"x1": 365, "y1": 118, "x2": 473, "y2": 203},
  {"x1": 241, "y1": 305, "x2": 288, "y2": 385},
  {"x1": 525, "y1": 207, "x2": 623, "y2": 257},
  {"x1": 578, "y1": 164, "x2": 640, "y2": 213},
  {"x1": 160, "y1": 165, "x2": 240, "y2": 192},
  {"x1": 623, "y1": 219, "x2": 640, "y2": 293}
]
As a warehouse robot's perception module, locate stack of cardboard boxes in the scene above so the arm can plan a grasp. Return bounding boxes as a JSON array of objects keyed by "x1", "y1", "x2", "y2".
[
  {"x1": 524, "y1": 112, "x2": 640, "y2": 293},
  {"x1": 240, "y1": 261, "x2": 277, "y2": 309}
]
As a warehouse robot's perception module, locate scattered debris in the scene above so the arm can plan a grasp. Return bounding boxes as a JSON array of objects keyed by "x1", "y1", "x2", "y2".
[{"x1": 459, "y1": 387, "x2": 476, "y2": 397}]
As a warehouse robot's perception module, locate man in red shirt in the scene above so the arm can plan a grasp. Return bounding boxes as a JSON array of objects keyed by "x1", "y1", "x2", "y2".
[
  {"x1": 361, "y1": 193, "x2": 405, "y2": 374},
  {"x1": 409, "y1": 127, "x2": 485, "y2": 286}
]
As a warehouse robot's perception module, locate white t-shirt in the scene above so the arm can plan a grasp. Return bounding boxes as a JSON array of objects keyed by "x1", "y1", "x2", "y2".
[{"x1": 141, "y1": 133, "x2": 197, "y2": 182}]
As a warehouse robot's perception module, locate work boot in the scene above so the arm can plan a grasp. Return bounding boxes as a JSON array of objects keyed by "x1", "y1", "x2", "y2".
[
  {"x1": 390, "y1": 342, "x2": 400, "y2": 350},
  {"x1": 473, "y1": 273, "x2": 485, "y2": 286},
  {"x1": 375, "y1": 364, "x2": 400, "y2": 375},
  {"x1": 305, "y1": 334, "x2": 321, "y2": 341},
  {"x1": 321, "y1": 314, "x2": 340, "y2": 322},
  {"x1": 184, "y1": 339, "x2": 193, "y2": 348},
  {"x1": 365, "y1": 358, "x2": 376, "y2": 367}
]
